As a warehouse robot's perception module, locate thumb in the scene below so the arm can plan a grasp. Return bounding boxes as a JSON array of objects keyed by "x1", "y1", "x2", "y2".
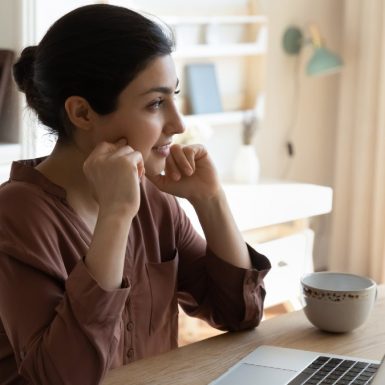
[{"x1": 115, "y1": 137, "x2": 128, "y2": 148}]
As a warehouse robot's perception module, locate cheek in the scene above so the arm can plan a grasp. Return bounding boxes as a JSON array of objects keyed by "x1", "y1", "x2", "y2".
[
  {"x1": 95, "y1": 118, "x2": 136, "y2": 146},
  {"x1": 134, "y1": 123, "x2": 162, "y2": 150},
  {"x1": 95, "y1": 112, "x2": 161, "y2": 153}
]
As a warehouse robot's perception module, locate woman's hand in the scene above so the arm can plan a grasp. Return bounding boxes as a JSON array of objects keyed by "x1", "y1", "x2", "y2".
[
  {"x1": 83, "y1": 138, "x2": 144, "y2": 218},
  {"x1": 147, "y1": 144, "x2": 221, "y2": 204},
  {"x1": 148, "y1": 144, "x2": 251, "y2": 269}
]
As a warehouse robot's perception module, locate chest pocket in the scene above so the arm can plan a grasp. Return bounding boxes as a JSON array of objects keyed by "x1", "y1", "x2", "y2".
[{"x1": 145, "y1": 249, "x2": 178, "y2": 335}]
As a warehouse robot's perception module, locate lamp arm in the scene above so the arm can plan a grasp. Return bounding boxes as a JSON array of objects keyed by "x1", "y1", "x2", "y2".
[{"x1": 308, "y1": 24, "x2": 323, "y2": 48}]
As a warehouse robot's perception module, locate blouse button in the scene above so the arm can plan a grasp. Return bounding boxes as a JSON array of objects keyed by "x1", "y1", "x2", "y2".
[
  {"x1": 126, "y1": 322, "x2": 134, "y2": 331},
  {"x1": 127, "y1": 348, "x2": 134, "y2": 358}
]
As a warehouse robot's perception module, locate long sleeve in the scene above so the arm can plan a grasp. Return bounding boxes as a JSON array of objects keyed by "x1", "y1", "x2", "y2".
[
  {"x1": 0, "y1": 253, "x2": 129, "y2": 385},
  {"x1": 170, "y1": 195, "x2": 271, "y2": 331},
  {"x1": 0, "y1": 179, "x2": 129, "y2": 385}
]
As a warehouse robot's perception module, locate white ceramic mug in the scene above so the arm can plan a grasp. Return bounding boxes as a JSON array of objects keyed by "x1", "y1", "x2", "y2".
[{"x1": 301, "y1": 272, "x2": 377, "y2": 333}]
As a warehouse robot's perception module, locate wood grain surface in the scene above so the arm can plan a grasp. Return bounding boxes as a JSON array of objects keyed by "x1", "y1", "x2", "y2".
[{"x1": 103, "y1": 285, "x2": 385, "y2": 385}]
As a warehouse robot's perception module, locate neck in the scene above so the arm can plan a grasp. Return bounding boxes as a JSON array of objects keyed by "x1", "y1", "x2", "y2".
[
  {"x1": 36, "y1": 141, "x2": 96, "y2": 207},
  {"x1": 36, "y1": 140, "x2": 100, "y2": 233}
]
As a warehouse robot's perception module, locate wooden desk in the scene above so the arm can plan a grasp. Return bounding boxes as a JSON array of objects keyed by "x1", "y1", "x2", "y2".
[{"x1": 103, "y1": 286, "x2": 385, "y2": 385}]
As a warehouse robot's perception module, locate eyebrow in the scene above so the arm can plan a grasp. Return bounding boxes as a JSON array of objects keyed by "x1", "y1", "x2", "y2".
[{"x1": 140, "y1": 79, "x2": 180, "y2": 96}]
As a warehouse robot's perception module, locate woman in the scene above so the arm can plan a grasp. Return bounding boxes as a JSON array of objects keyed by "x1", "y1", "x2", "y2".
[{"x1": 0, "y1": 4, "x2": 270, "y2": 385}]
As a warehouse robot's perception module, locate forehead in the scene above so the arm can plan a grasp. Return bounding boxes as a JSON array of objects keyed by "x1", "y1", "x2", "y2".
[{"x1": 126, "y1": 55, "x2": 177, "y2": 94}]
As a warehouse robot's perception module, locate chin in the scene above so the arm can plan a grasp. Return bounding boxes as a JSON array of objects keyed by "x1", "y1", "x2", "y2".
[{"x1": 144, "y1": 159, "x2": 166, "y2": 177}]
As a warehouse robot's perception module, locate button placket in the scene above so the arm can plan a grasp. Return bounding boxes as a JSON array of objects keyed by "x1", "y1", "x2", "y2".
[
  {"x1": 123, "y1": 302, "x2": 134, "y2": 364},
  {"x1": 127, "y1": 348, "x2": 134, "y2": 359},
  {"x1": 126, "y1": 321, "x2": 134, "y2": 331}
]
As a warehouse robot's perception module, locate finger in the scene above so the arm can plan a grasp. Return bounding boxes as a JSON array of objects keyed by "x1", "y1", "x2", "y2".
[
  {"x1": 137, "y1": 158, "x2": 145, "y2": 179},
  {"x1": 188, "y1": 144, "x2": 207, "y2": 160},
  {"x1": 182, "y1": 146, "x2": 196, "y2": 173},
  {"x1": 109, "y1": 147, "x2": 145, "y2": 179},
  {"x1": 115, "y1": 137, "x2": 128, "y2": 148},
  {"x1": 165, "y1": 152, "x2": 182, "y2": 181},
  {"x1": 92, "y1": 141, "x2": 118, "y2": 155},
  {"x1": 170, "y1": 144, "x2": 194, "y2": 176},
  {"x1": 111, "y1": 144, "x2": 135, "y2": 158},
  {"x1": 125, "y1": 150, "x2": 145, "y2": 179},
  {"x1": 94, "y1": 138, "x2": 128, "y2": 157}
]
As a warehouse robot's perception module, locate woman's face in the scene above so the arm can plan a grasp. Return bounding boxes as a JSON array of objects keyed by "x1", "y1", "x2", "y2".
[{"x1": 90, "y1": 55, "x2": 185, "y2": 176}]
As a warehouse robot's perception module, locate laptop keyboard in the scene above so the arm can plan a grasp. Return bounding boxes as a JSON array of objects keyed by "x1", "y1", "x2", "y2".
[{"x1": 287, "y1": 356, "x2": 380, "y2": 385}]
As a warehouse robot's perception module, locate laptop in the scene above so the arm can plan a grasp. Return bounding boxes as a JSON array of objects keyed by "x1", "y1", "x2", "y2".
[{"x1": 210, "y1": 345, "x2": 385, "y2": 385}]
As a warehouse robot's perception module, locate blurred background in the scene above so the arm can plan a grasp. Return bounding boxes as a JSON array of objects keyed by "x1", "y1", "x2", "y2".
[{"x1": 1, "y1": 0, "x2": 384, "y2": 344}]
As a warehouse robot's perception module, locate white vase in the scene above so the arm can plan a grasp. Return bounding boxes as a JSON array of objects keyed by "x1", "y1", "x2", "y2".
[{"x1": 232, "y1": 145, "x2": 260, "y2": 184}]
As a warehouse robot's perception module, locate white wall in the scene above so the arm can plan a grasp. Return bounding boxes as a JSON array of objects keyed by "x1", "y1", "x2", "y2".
[
  {"x1": 259, "y1": 0, "x2": 343, "y2": 269},
  {"x1": 260, "y1": 0, "x2": 342, "y2": 186},
  {"x1": 34, "y1": 0, "x2": 95, "y2": 41},
  {"x1": 0, "y1": 0, "x2": 22, "y2": 50}
]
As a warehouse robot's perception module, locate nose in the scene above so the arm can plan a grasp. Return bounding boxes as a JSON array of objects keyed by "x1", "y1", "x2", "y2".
[{"x1": 164, "y1": 103, "x2": 186, "y2": 136}]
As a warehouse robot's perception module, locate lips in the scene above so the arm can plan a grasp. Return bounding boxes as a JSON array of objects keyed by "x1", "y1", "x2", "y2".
[{"x1": 152, "y1": 143, "x2": 171, "y2": 157}]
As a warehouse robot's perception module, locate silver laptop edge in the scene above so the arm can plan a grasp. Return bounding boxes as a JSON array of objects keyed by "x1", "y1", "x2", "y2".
[{"x1": 210, "y1": 345, "x2": 384, "y2": 385}]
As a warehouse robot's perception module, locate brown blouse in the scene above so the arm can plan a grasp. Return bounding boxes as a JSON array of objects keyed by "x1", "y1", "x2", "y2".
[{"x1": 0, "y1": 158, "x2": 271, "y2": 385}]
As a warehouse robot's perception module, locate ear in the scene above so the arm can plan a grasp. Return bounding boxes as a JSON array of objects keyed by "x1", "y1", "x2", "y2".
[{"x1": 64, "y1": 96, "x2": 95, "y2": 131}]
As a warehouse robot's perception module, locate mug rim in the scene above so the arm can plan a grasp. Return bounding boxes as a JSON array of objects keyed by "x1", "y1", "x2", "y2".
[{"x1": 301, "y1": 271, "x2": 376, "y2": 293}]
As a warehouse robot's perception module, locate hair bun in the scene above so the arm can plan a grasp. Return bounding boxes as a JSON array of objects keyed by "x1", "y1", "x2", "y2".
[{"x1": 13, "y1": 46, "x2": 37, "y2": 93}]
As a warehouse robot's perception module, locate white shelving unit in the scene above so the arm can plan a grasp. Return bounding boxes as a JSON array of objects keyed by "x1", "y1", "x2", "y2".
[
  {"x1": 183, "y1": 110, "x2": 255, "y2": 126},
  {"x1": 163, "y1": 15, "x2": 267, "y2": 25},
  {"x1": 162, "y1": 6, "x2": 268, "y2": 125},
  {"x1": 166, "y1": 14, "x2": 268, "y2": 57},
  {"x1": 172, "y1": 43, "x2": 266, "y2": 59}
]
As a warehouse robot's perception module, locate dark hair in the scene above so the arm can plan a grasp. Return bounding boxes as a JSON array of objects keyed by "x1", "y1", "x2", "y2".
[{"x1": 13, "y1": 4, "x2": 174, "y2": 142}]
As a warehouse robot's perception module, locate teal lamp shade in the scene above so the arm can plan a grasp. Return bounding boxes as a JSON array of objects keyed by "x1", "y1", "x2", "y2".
[
  {"x1": 306, "y1": 47, "x2": 343, "y2": 76},
  {"x1": 282, "y1": 26, "x2": 343, "y2": 77}
]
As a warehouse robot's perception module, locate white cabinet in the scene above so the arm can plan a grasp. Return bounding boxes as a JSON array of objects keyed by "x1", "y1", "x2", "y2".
[
  {"x1": 255, "y1": 230, "x2": 314, "y2": 309},
  {"x1": 178, "y1": 181, "x2": 333, "y2": 310},
  {"x1": 179, "y1": 181, "x2": 333, "y2": 234}
]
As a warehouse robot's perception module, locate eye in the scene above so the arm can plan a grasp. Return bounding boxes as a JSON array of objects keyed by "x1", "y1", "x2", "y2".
[{"x1": 148, "y1": 98, "x2": 164, "y2": 111}]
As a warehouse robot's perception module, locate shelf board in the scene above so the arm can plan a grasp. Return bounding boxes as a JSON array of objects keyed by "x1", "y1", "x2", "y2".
[
  {"x1": 163, "y1": 15, "x2": 268, "y2": 25},
  {"x1": 178, "y1": 181, "x2": 333, "y2": 232},
  {"x1": 172, "y1": 43, "x2": 266, "y2": 58},
  {"x1": 183, "y1": 110, "x2": 254, "y2": 126}
]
